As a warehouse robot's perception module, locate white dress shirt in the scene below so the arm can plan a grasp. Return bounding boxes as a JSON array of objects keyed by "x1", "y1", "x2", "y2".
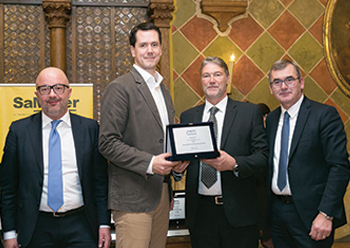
[
  {"x1": 272, "y1": 94, "x2": 304, "y2": 195},
  {"x1": 39, "y1": 111, "x2": 84, "y2": 212},
  {"x1": 198, "y1": 96, "x2": 228, "y2": 196},
  {"x1": 133, "y1": 64, "x2": 169, "y2": 174}
]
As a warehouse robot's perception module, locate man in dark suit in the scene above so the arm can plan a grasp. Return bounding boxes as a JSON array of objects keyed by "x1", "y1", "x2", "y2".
[
  {"x1": 180, "y1": 57, "x2": 268, "y2": 248},
  {"x1": 0, "y1": 67, "x2": 111, "y2": 248},
  {"x1": 266, "y1": 59, "x2": 350, "y2": 247},
  {"x1": 99, "y1": 22, "x2": 188, "y2": 248}
]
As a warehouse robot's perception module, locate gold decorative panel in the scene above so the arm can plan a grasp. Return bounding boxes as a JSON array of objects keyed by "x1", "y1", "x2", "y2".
[
  {"x1": 72, "y1": 6, "x2": 148, "y2": 120},
  {"x1": 3, "y1": 4, "x2": 43, "y2": 84},
  {"x1": 114, "y1": 7, "x2": 147, "y2": 77},
  {"x1": 73, "y1": 0, "x2": 149, "y2": 3}
]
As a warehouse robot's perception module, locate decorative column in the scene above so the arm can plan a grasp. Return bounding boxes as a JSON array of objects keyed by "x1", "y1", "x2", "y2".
[
  {"x1": 42, "y1": 0, "x2": 71, "y2": 73},
  {"x1": 148, "y1": 0, "x2": 175, "y2": 89}
]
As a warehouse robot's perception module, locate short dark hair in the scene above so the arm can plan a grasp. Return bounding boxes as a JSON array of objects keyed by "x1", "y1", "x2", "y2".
[
  {"x1": 257, "y1": 103, "x2": 270, "y2": 116},
  {"x1": 268, "y1": 59, "x2": 301, "y2": 83},
  {"x1": 200, "y1": 57, "x2": 229, "y2": 77},
  {"x1": 129, "y1": 22, "x2": 162, "y2": 47}
]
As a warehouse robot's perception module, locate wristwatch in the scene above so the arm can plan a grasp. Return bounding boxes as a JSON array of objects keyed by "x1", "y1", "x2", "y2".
[
  {"x1": 232, "y1": 164, "x2": 239, "y2": 173},
  {"x1": 320, "y1": 211, "x2": 334, "y2": 220}
]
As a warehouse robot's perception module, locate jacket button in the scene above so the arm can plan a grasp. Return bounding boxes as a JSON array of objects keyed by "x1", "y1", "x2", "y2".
[{"x1": 159, "y1": 139, "x2": 163, "y2": 143}]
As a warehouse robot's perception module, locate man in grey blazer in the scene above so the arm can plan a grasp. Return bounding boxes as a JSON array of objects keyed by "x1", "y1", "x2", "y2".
[{"x1": 99, "y1": 22, "x2": 188, "y2": 248}]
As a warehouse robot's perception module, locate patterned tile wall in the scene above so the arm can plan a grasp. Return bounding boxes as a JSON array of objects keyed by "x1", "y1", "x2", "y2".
[
  {"x1": 171, "y1": 0, "x2": 350, "y2": 238},
  {"x1": 172, "y1": 0, "x2": 350, "y2": 127}
]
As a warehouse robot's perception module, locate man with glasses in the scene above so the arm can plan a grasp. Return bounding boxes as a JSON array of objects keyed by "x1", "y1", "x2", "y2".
[
  {"x1": 266, "y1": 59, "x2": 350, "y2": 247},
  {"x1": 0, "y1": 67, "x2": 111, "y2": 248}
]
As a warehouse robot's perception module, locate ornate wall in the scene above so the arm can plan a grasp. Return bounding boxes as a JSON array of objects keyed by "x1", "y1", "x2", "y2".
[
  {"x1": 0, "y1": 0, "x2": 175, "y2": 121},
  {"x1": 171, "y1": 0, "x2": 350, "y2": 239}
]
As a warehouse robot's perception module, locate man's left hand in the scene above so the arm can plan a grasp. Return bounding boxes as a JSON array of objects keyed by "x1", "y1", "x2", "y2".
[
  {"x1": 99, "y1": 227, "x2": 111, "y2": 248},
  {"x1": 172, "y1": 160, "x2": 190, "y2": 173},
  {"x1": 309, "y1": 213, "x2": 333, "y2": 241},
  {"x1": 201, "y1": 150, "x2": 236, "y2": 172}
]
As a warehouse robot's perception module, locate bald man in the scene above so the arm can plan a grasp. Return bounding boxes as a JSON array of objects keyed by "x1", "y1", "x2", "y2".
[{"x1": 0, "y1": 68, "x2": 110, "y2": 248}]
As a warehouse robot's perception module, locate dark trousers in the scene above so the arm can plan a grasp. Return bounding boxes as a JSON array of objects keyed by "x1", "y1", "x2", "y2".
[
  {"x1": 190, "y1": 195, "x2": 259, "y2": 248},
  {"x1": 25, "y1": 207, "x2": 97, "y2": 248},
  {"x1": 272, "y1": 196, "x2": 334, "y2": 248}
]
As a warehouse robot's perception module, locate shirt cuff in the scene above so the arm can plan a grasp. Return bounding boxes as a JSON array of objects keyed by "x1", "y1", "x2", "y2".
[
  {"x1": 233, "y1": 164, "x2": 239, "y2": 177},
  {"x1": 4, "y1": 230, "x2": 17, "y2": 240},
  {"x1": 147, "y1": 156, "x2": 155, "y2": 175},
  {"x1": 99, "y1": 225, "x2": 111, "y2": 229}
]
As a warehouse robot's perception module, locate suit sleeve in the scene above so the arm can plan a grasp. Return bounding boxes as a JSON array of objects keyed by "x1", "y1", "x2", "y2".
[
  {"x1": 317, "y1": 106, "x2": 350, "y2": 219},
  {"x1": 0, "y1": 123, "x2": 19, "y2": 232},
  {"x1": 233, "y1": 105, "x2": 269, "y2": 179},
  {"x1": 92, "y1": 122, "x2": 111, "y2": 225},
  {"x1": 98, "y1": 80, "x2": 153, "y2": 178}
]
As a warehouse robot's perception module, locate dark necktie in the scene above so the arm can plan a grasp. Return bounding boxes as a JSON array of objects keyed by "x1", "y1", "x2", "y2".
[
  {"x1": 201, "y1": 106, "x2": 219, "y2": 189},
  {"x1": 48, "y1": 120, "x2": 63, "y2": 212},
  {"x1": 277, "y1": 112, "x2": 290, "y2": 191}
]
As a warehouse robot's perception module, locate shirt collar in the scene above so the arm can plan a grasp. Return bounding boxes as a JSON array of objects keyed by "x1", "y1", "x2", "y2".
[
  {"x1": 204, "y1": 96, "x2": 228, "y2": 114},
  {"x1": 281, "y1": 94, "x2": 304, "y2": 119},
  {"x1": 42, "y1": 110, "x2": 71, "y2": 128},
  {"x1": 133, "y1": 64, "x2": 163, "y2": 89}
]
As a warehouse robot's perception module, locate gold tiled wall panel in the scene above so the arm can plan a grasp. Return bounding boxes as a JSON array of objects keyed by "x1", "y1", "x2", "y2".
[{"x1": 0, "y1": 3, "x2": 148, "y2": 121}]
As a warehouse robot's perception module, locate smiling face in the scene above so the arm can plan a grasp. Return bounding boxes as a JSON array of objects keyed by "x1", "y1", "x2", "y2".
[
  {"x1": 35, "y1": 67, "x2": 71, "y2": 120},
  {"x1": 201, "y1": 62, "x2": 229, "y2": 105},
  {"x1": 130, "y1": 30, "x2": 162, "y2": 76},
  {"x1": 269, "y1": 63, "x2": 304, "y2": 110}
]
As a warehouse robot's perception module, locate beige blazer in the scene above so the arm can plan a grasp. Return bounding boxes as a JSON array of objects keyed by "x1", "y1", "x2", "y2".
[{"x1": 99, "y1": 67, "x2": 175, "y2": 212}]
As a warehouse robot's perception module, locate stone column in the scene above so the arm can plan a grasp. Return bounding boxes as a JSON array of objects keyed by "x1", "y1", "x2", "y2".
[
  {"x1": 42, "y1": 0, "x2": 71, "y2": 73},
  {"x1": 148, "y1": 0, "x2": 175, "y2": 89}
]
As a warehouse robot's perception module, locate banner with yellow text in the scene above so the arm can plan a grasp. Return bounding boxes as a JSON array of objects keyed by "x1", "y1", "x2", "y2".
[{"x1": 0, "y1": 84, "x2": 93, "y2": 158}]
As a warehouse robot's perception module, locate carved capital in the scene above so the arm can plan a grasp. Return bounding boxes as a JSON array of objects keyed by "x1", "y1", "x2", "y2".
[
  {"x1": 42, "y1": 0, "x2": 71, "y2": 29},
  {"x1": 200, "y1": 0, "x2": 247, "y2": 32},
  {"x1": 148, "y1": 0, "x2": 175, "y2": 28}
]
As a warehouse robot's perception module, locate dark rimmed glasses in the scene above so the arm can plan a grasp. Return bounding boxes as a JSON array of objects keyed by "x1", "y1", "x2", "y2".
[
  {"x1": 36, "y1": 84, "x2": 69, "y2": 95},
  {"x1": 270, "y1": 76, "x2": 300, "y2": 89}
]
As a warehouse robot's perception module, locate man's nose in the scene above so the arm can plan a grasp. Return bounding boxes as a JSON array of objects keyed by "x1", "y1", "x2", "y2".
[
  {"x1": 147, "y1": 44, "x2": 153, "y2": 53},
  {"x1": 49, "y1": 87, "x2": 58, "y2": 97}
]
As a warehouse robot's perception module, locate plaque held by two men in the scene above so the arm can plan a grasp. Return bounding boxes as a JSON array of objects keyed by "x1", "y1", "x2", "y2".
[{"x1": 166, "y1": 122, "x2": 219, "y2": 161}]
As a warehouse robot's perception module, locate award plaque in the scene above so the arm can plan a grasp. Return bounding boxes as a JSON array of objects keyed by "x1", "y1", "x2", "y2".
[{"x1": 166, "y1": 122, "x2": 219, "y2": 161}]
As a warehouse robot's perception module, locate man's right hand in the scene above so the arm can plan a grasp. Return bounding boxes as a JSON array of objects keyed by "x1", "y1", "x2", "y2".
[
  {"x1": 3, "y1": 238, "x2": 19, "y2": 248},
  {"x1": 152, "y1": 153, "x2": 181, "y2": 175}
]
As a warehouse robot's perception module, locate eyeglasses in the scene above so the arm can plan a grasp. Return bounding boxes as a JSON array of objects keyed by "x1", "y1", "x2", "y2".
[
  {"x1": 270, "y1": 76, "x2": 299, "y2": 89},
  {"x1": 36, "y1": 84, "x2": 69, "y2": 95}
]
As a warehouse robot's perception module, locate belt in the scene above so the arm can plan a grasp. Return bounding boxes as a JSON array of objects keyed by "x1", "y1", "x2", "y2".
[
  {"x1": 40, "y1": 206, "x2": 84, "y2": 218},
  {"x1": 274, "y1": 194, "x2": 294, "y2": 204},
  {"x1": 199, "y1": 195, "x2": 223, "y2": 205}
]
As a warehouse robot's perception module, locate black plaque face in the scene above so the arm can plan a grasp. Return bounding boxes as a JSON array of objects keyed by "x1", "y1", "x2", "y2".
[{"x1": 166, "y1": 122, "x2": 219, "y2": 161}]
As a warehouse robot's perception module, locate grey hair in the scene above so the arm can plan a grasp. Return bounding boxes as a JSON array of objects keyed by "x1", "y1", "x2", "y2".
[{"x1": 200, "y1": 57, "x2": 229, "y2": 77}]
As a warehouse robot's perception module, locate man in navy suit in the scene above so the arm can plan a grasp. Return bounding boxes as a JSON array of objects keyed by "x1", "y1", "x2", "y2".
[
  {"x1": 180, "y1": 57, "x2": 268, "y2": 247},
  {"x1": 266, "y1": 59, "x2": 350, "y2": 247},
  {"x1": 0, "y1": 67, "x2": 110, "y2": 248}
]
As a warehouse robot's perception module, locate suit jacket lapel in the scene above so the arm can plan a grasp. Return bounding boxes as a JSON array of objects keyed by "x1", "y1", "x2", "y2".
[
  {"x1": 289, "y1": 97, "x2": 310, "y2": 159},
  {"x1": 70, "y1": 113, "x2": 84, "y2": 178},
  {"x1": 221, "y1": 98, "x2": 237, "y2": 149},
  {"x1": 193, "y1": 104, "x2": 205, "y2": 123},
  {"x1": 131, "y1": 68, "x2": 163, "y2": 130},
  {"x1": 267, "y1": 107, "x2": 281, "y2": 171},
  {"x1": 29, "y1": 113, "x2": 44, "y2": 176}
]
